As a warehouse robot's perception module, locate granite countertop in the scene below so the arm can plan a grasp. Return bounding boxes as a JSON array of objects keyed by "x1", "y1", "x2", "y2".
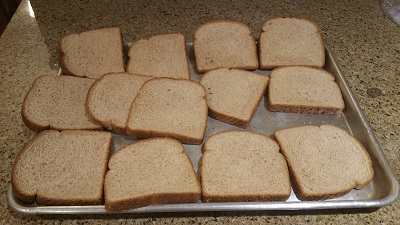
[{"x1": 1, "y1": 0, "x2": 399, "y2": 224}]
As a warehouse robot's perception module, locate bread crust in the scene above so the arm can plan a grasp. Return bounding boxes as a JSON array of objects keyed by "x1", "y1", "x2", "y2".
[
  {"x1": 11, "y1": 130, "x2": 112, "y2": 205},
  {"x1": 22, "y1": 75, "x2": 103, "y2": 132},
  {"x1": 127, "y1": 129, "x2": 205, "y2": 145},
  {"x1": 105, "y1": 192, "x2": 200, "y2": 211},
  {"x1": 86, "y1": 72, "x2": 154, "y2": 135},
  {"x1": 199, "y1": 68, "x2": 268, "y2": 128},
  {"x1": 267, "y1": 66, "x2": 344, "y2": 115},
  {"x1": 11, "y1": 131, "x2": 51, "y2": 204},
  {"x1": 273, "y1": 125, "x2": 374, "y2": 201},
  {"x1": 126, "y1": 77, "x2": 208, "y2": 145},
  {"x1": 127, "y1": 33, "x2": 190, "y2": 79},
  {"x1": 200, "y1": 130, "x2": 291, "y2": 202},
  {"x1": 258, "y1": 17, "x2": 325, "y2": 69},
  {"x1": 104, "y1": 137, "x2": 201, "y2": 211},
  {"x1": 59, "y1": 27, "x2": 125, "y2": 78},
  {"x1": 193, "y1": 20, "x2": 258, "y2": 73},
  {"x1": 267, "y1": 103, "x2": 344, "y2": 115}
]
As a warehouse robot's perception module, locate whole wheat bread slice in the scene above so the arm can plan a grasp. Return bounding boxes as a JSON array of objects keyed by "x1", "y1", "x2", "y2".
[
  {"x1": 104, "y1": 137, "x2": 201, "y2": 211},
  {"x1": 199, "y1": 68, "x2": 269, "y2": 127},
  {"x1": 59, "y1": 27, "x2": 125, "y2": 79},
  {"x1": 274, "y1": 125, "x2": 374, "y2": 200},
  {"x1": 86, "y1": 72, "x2": 154, "y2": 134},
  {"x1": 267, "y1": 66, "x2": 344, "y2": 114},
  {"x1": 193, "y1": 20, "x2": 259, "y2": 73},
  {"x1": 126, "y1": 78, "x2": 208, "y2": 145},
  {"x1": 259, "y1": 17, "x2": 325, "y2": 69},
  {"x1": 11, "y1": 130, "x2": 112, "y2": 205},
  {"x1": 200, "y1": 130, "x2": 291, "y2": 202},
  {"x1": 22, "y1": 75, "x2": 102, "y2": 132},
  {"x1": 127, "y1": 33, "x2": 190, "y2": 79}
]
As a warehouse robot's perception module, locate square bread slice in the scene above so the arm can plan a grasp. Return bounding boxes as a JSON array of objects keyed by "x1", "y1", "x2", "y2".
[
  {"x1": 200, "y1": 130, "x2": 291, "y2": 202},
  {"x1": 126, "y1": 33, "x2": 190, "y2": 79},
  {"x1": 126, "y1": 78, "x2": 208, "y2": 145},
  {"x1": 59, "y1": 27, "x2": 125, "y2": 79},
  {"x1": 274, "y1": 125, "x2": 374, "y2": 200},
  {"x1": 22, "y1": 75, "x2": 102, "y2": 132},
  {"x1": 104, "y1": 138, "x2": 201, "y2": 211},
  {"x1": 199, "y1": 68, "x2": 269, "y2": 127},
  {"x1": 259, "y1": 17, "x2": 325, "y2": 69},
  {"x1": 11, "y1": 130, "x2": 112, "y2": 205},
  {"x1": 267, "y1": 66, "x2": 344, "y2": 114},
  {"x1": 193, "y1": 20, "x2": 259, "y2": 73},
  {"x1": 86, "y1": 72, "x2": 154, "y2": 134}
]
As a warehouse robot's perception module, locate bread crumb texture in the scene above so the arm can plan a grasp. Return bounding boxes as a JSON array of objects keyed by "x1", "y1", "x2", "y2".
[
  {"x1": 274, "y1": 125, "x2": 374, "y2": 200},
  {"x1": 268, "y1": 66, "x2": 344, "y2": 114},
  {"x1": 200, "y1": 130, "x2": 291, "y2": 202},
  {"x1": 127, "y1": 33, "x2": 190, "y2": 79},
  {"x1": 200, "y1": 68, "x2": 269, "y2": 127},
  {"x1": 11, "y1": 130, "x2": 112, "y2": 205},
  {"x1": 194, "y1": 20, "x2": 258, "y2": 73},
  {"x1": 259, "y1": 17, "x2": 325, "y2": 69},
  {"x1": 86, "y1": 72, "x2": 153, "y2": 134},
  {"x1": 22, "y1": 75, "x2": 102, "y2": 132},
  {"x1": 126, "y1": 78, "x2": 207, "y2": 144},
  {"x1": 60, "y1": 27, "x2": 125, "y2": 79},
  {"x1": 104, "y1": 138, "x2": 200, "y2": 211}
]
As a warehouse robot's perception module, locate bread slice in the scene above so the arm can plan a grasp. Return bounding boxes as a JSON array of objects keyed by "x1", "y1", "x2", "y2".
[
  {"x1": 193, "y1": 20, "x2": 258, "y2": 73},
  {"x1": 259, "y1": 17, "x2": 325, "y2": 69},
  {"x1": 127, "y1": 33, "x2": 190, "y2": 79},
  {"x1": 274, "y1": 125, "x2": 374, "y2": 200},
  {"x1": 104, "y1": 137, "x2": 201, "y2": 211},
  {"x1": 200, "y1": 130, "x2": 291, "y2": 202},
  {"x1": 22, "y1": 75, "x2": 102, "y2": 132},
  {"x1": 59, "y1": 27, "x2": 125, "y2": 79},
  {"x1": 126, "y1": 78, "x2": 207, "y2": 145},
  {"x1": 267, "y1": 66, "x2": 344, "y2": 114},
  {"x1": 199, "y1": 68, "x2": 268, "y2": 127},
  {"x1": 86, "y1": 72, "x2": 154, "y2": 134},
  {"x1": 11, "y1": 130, "x2": 112, "y2": 205}
]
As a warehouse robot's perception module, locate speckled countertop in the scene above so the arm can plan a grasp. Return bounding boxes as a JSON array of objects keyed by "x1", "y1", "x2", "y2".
[{"x1": 1, "y1": 0, "x2": 399, "y2": 224}]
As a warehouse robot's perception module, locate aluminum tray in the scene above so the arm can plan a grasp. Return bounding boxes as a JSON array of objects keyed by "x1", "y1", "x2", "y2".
[{"x1": 8, "y1": 43, "x2": 399, "y2": 214}]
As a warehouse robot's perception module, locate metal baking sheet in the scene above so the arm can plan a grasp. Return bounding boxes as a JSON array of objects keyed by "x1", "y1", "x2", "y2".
[{"x1": 8, "y1": 43, "x2": 399, "y2": 214}]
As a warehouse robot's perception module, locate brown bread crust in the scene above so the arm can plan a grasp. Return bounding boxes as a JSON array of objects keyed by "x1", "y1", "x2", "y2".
[
  {"x1": 59, "y1": 27, "x2": 125, "y2": 79},
  {"x1": 258, "y1": 17, "x2": 325, "y2": 69},
  {"x1": 194, "y1": 20, "x2": 259, "y2": 73},
  {"x1": 21, "y1": 75, "x2": 103, "y2": 132},
  {"x1": 104, "y1": 138, "x2": 201, "y2": 211},
  {"x1": 126, "y1": 78, "x2": 208, "y2": 145},
  {"x1": 11, "y1": 130, "x2": 112, "y2": 205},
  {"x1": 200, "y1": 130, "x2": 291, "y2": 203},
  {"x1": 273, "y1": 125, "x2": 374, "y2": 201}
]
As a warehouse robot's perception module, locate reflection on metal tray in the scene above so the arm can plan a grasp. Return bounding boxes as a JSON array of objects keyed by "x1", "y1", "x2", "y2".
[{"x1": 7, "y1": 43, "x2": 399, "y2": 214}]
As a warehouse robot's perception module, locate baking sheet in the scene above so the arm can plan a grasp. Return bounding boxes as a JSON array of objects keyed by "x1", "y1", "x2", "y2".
[{"x1": 8, "y1": 43, "x2": 399, "y2": 214}]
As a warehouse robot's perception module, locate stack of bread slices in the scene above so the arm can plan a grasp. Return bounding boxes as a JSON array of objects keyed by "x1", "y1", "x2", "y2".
[{"x1": 12, "y1": 18, "x2": 374, "y2": 212}]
